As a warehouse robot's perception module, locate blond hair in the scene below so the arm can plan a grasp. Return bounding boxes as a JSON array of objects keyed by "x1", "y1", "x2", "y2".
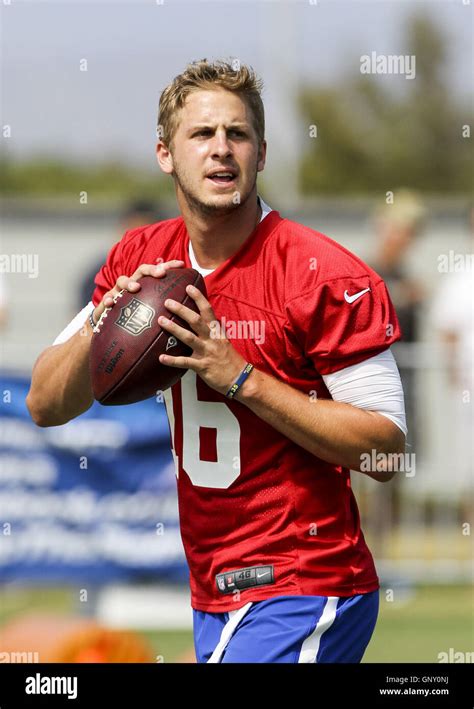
[
  {"x1": 374, "y1": 189, "x2": 426, "y2": 230},
  {"x1": 158, "y1": 59, "x2": 265, "y2": 150}
]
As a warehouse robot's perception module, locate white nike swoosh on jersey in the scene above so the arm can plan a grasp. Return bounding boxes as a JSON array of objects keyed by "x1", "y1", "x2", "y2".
[
  {"x1": 257, "y1": 571, "x2": 270, "y2": 579},
  {"x1": 344, "y1": 287, "x2": 371, "y2": 304}
]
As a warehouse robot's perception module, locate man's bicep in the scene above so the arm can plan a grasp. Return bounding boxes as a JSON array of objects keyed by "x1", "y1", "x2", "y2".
[{"x1": 322, "y1": 348, "x2": 407, "y2": 436}]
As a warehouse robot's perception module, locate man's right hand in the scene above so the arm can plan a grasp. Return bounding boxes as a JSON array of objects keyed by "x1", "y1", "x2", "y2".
[{"x1": 92, "y1": 260, "x2": 185, "y2": 326}]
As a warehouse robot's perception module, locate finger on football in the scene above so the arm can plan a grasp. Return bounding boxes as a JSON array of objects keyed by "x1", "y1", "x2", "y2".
[
  {"x1": 185, "y1": 284, "x2": 214, "y2": 321},
  {"x1": 115, "y1": 274, "x2": 140, "y2": 292},
  {"x1": 154, "y1": 259, "x2": 185, "y2": 277},
  {"x1": 95, "y1": 260, "x2": 187, "y2": 322},
  {"x1": 159, "y1": 314, "x2": 203, "y2": 351},
  {"x1": 159, "y1": 353, "x2": 191, "y2": 369},
  {"x1": 129, "y1": 261, "x2": 185, "y2": 282}
]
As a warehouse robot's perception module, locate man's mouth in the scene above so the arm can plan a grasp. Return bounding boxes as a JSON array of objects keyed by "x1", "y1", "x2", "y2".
[{"x1": 206, "y1": 170, "x2": 238, "y2": 186}]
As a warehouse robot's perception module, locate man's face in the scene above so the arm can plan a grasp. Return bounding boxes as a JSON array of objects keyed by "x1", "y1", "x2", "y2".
[{"x1": 159, "y1": 89, "x2": 266, "y2": 216}]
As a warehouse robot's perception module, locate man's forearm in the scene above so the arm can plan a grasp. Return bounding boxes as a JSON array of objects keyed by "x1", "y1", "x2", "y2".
[
  {"x1": 26, "y1": 321, "x2": 95, "y2": 427},
  {"x1": 235, "y1": 366, "x2": 405, "y2": 475}
]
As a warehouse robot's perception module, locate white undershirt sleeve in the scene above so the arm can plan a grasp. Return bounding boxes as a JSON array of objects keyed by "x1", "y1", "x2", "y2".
[
  {"x1": 52, "y1": 301, "x2": 95, "y2": 346},
  {"x1": 322, "y1": 348, "x2": 407, "y2": 436}
]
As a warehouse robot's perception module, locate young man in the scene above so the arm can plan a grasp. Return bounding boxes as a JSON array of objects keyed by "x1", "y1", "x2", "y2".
[{"x1": 27, "y1": 59, "x2": 406, "y2": 663}]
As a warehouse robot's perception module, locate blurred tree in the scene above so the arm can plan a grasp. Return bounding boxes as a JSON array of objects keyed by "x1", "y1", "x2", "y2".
[
  {"x1": 299, "y1": 13, "x2": 473, "y2": 194},
  {"x1": 0, "y1": 155, "x2": 176, "y2": 201},
  {"x1": 0, "y1": 14, "x2": 471, "y2": 199}
]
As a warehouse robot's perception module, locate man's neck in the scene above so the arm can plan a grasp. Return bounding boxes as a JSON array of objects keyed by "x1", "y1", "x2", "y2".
[{"x1": 179, "y1": 191, "x2": 262, "y2": 270}]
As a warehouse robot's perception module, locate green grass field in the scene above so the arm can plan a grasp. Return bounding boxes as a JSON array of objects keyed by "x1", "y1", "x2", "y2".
[
  {"x1": 1, "y1": 585, "x2": 472, "y2": 663},
  {"x1": 364, "y1": 585, "x2": 473, "y2": 663}
]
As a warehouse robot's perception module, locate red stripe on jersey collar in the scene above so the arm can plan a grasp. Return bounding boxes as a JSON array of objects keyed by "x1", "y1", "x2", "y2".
[{"x1": 181, "y1": 209, "x2": 283, "y2": 294}]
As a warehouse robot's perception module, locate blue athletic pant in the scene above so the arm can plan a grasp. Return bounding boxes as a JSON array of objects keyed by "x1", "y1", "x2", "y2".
[{"x1": 193, "y1": 591, "x2": 379, "y2": 663}]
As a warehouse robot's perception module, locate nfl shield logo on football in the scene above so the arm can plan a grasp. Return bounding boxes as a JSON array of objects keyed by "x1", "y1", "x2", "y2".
[{"x1": 116, "y1": 298, "x2": 155, "y2": 336}]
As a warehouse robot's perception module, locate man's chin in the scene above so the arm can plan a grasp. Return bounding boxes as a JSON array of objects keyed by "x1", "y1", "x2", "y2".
[{"x1": 194, "y1": 193, "x2": 241, "y2": 215}]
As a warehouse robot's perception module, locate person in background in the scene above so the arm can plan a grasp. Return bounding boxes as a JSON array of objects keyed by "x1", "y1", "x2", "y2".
[
  {"x1": 78, "y1": 200, "x2": 159, "y2": 311},
  {"x1": 430, "y1": 206, "x2": 474, "y2": 523},
  {"x1": 370, "y1": 190, "x2": 426, "y2": 447},
  {"x1": 368, "y1": 191, "x2": 426, "y2": 555}
]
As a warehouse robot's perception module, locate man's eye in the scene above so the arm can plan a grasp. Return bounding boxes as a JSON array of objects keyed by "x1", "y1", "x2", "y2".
[{"x1": 193, "y1": 129, "x2": 245, "y2": 138}]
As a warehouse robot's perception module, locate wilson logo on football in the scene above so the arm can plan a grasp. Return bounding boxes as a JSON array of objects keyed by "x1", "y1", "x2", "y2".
[
  {"x1": 115, "y1": 299, "x2": 155, "y2": 336},
  {"x1": 166, "y1": 336, "x2": 178, "y2": 351}
]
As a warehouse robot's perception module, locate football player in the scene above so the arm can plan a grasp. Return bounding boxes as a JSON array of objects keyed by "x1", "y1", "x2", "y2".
[{"x1": 27, "y1": 59, "x2": 406, "y2": 663}]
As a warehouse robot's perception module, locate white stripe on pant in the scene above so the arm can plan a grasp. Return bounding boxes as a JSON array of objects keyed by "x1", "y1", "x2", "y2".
[
  {"x1": 298, "y1": 596, "x2": 339, "y2": 663},
  {"x1": 207, "y1": 602, "x2": 254, "y2": 663}
]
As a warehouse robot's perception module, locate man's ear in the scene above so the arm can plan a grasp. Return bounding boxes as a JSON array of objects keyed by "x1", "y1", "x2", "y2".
[
  {"x1": 156, "y1": 141, "x2": 174, "y2": 175},
  {"x1": 257, "y1": 140, "x2": 267, "y2": 173}
]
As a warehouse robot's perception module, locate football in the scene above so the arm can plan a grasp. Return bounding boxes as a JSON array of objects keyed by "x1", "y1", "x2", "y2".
[{"x1": 89, "y1": 268, "x2": 207, "y2": 405}]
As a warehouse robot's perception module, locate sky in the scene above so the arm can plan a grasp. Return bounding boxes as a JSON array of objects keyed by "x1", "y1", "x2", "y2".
[{"x1": 1, "y1": 0, "x2": 472, "y2": 175}]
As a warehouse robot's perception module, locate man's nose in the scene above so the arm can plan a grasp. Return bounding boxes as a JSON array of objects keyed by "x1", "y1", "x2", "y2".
[{"x1": 210, "y1": 130, "x2": 232, "y2": 157}]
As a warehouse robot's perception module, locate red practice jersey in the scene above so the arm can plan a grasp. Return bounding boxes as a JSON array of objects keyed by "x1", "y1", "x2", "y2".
[{"x1": 92, "y1": 208, "x2": 401, "y2": 611}]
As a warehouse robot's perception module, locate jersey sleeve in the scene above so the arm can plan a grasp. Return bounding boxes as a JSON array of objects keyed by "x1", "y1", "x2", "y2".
[
  {"x1": 91, "y1": 232, "x2": 131, "y2": 307},
  {"x1": 284, "y1": 275, "x2": 401, "y2": 375}
]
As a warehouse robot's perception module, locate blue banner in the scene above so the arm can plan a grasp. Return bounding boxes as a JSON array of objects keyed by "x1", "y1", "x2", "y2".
[{"x1": 0, "y1": 373, "x2": 188, "y2": 583}]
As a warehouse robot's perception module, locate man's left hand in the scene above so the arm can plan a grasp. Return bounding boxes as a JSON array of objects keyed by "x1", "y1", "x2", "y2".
[{"x1": 157, "y1": 284, "x2": 247, "y2": 396}]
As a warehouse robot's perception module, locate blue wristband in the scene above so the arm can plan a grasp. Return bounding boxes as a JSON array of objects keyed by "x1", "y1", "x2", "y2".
[{"x1": 226, "y1": 363, "x2": 254, "y2": 399}]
